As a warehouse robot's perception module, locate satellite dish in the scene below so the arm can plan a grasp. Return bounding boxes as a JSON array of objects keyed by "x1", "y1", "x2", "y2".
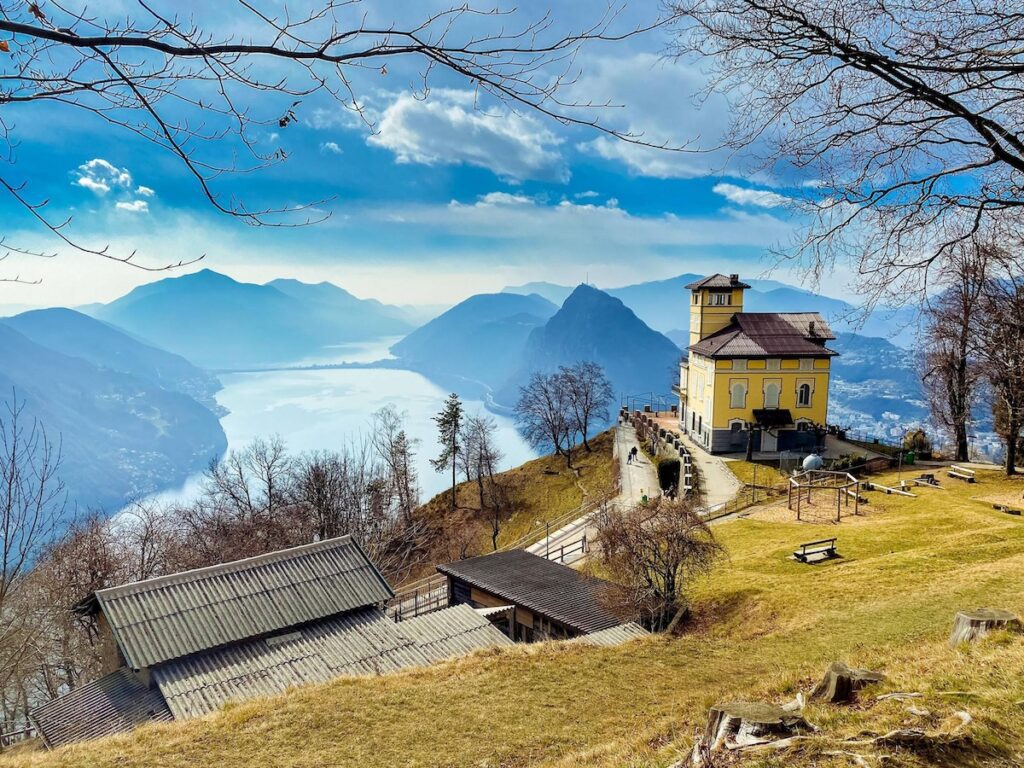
[{"x1": 803, "y1": 453, "x2": 824, "y2": 471}]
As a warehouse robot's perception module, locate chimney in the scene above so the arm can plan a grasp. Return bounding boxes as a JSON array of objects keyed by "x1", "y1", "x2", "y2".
[
  {"x1": 729, "y1": 273, "x2": 739, "y2": 284},
  {"x1": 808, "y1": 320, "x2": 816, "y2": 336}
]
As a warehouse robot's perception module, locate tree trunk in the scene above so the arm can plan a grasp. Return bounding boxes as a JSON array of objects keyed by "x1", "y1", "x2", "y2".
[
  {"x1": 810, "y1": 662, "x2": 886, "y2": 703},
  {"x1": 955, "y1": 423, "x2": 969, "y2": 462},
  {"x1": 1006, "y1": 422, "x2": 1019, "y2": 475},
  {"x1": 698, "y1": 701, "x2": 810, "y2": 754},
  {"x1": 949, "y1": 608, "x2": 1021, "y2": 646},
  {"x1": 745, "y1": 427, "x2": 754, "y2": 461}
]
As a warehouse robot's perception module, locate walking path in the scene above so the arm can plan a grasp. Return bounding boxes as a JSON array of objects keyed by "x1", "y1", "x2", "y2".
[
  {"x1": 526, "y1": 423, "x2": 657, "y2": 566},
  {"x1": 675, "y1": 430, "x2": 741, "y2": 509}
]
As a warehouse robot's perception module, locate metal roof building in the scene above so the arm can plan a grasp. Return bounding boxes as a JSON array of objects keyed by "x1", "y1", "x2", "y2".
[
  {"x1": 437, "y1": 550, "x2": 628, "y2": 641},
  {"x1": 33, "y1": 537, "x2": 511, "y2": 748}
]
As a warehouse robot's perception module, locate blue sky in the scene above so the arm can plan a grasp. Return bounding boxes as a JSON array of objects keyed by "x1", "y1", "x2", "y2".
[{"x1": 0, "y1": 0, "x2": 831, "y2": 311}]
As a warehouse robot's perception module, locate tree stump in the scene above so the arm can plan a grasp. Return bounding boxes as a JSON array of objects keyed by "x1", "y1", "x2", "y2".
[
  {"x1": 949, "y1": 608, "x2": 1021, "y2": 646},
  {"x1": 699, "y1": 701, "x2": 811, "y2": 752},
  {"x1": 810, "y1": 661, "x2": 886, "y2": 703}
]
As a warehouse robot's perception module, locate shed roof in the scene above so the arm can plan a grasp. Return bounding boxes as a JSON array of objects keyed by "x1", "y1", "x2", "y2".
[
  {"x1": 684, "y1": 273, "x2": 752, "y2": 290},
  {"x1": 85, "y1": 536, "x2": 394, "y2": 669},
  {"x1": 689, "y1": 312, "x2": 837, "y2": 359},
  {"x1": 31, "y1": 668, "x2": 172, "y2": 749},
  {"x1": 437, "y1": 550, "x2": 624, "y2": 634},
  {"x1": 152, "y1": 605, "x2": 510, "y2": 720},
  {"x1": 569, "y1": 622, "x2": 651, "y2": 647}
]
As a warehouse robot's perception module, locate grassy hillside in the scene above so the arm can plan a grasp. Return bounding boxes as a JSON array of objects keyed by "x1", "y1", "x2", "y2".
[
  {"x1": 410, "y1": 430, "x2": 617, "y2": 574},
  {"x1": 10, "y1": 467, "x2": 1024, "y2": 767}
]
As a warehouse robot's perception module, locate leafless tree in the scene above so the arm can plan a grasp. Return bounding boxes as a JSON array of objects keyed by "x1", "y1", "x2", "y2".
[
  {"x1": 370, "y1": 405, "x2": 420, "y2": 524},
  {"x1": 920, "y1": 241, "x2": 991, "y2": 461},
  {"x1": 974, "y1": 269, "x2": 1024, "y2": 474},
  {"x1": 594, "y1": 495, "x2": 723, "y2": 631},
  {"x1": 0, "y1": 1, "x2": 657, "y2": 280},
  {"x1": 459, "y1": 414, "x2": 505, "y2": 550},
  {"x1": 560, "y1": 361, "x2": 613, "y2": 452},
  {"x1": 0, "y1": 396, "x2": 66, "y2": 728},
  {"x1": 515, "y1": 371, "x2": 576, "y2": 467},
  {"x1": 669, "y1": 0, "x2": 1024, "y2": 307}
]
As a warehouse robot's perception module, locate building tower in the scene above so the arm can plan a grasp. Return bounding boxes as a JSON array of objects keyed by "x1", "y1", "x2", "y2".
[{"x1": 687, "y1": 273, "x2": 750, "y2": 348}]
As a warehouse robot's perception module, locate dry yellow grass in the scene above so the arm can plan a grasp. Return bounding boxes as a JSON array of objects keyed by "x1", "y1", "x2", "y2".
[{"x1": 8, "y1": 467, "x2": 1024, "y2": 768}]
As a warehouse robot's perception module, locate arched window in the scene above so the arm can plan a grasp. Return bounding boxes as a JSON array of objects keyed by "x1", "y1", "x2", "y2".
[
  {"x1": 797, "y1": 383, "x2": 812, "y2": 407},
  {"x1": 729, "y1": 381, "x2": 747, "y2": 409},
  {"x1": 764, "y1": 382, "x2": 781, "y2": 409}
]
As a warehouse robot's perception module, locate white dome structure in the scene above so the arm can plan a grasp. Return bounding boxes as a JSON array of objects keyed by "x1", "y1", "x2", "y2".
[{"x1": 802, "y1": 453, "x2": 824, "y2": 471}]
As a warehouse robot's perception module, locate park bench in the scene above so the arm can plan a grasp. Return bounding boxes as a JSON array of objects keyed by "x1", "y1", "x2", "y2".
[
  {"x1": 794, "y1": 538, "x2": 838, "y2": 564},
  {"x1": 947, "y1": 465, "x2": 976, "y2": 483},
  {"x1": 910, "y1": 473, "x2": 941, "y2": 488},
  {"x1": 993, "y1": 503, "x2": 1023, "y2": 516}
]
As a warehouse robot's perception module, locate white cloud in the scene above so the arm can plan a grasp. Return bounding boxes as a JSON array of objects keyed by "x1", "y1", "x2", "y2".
[
  {"x1": 712, "y1": 183, "x2": 792, "y2": 209},
  {"x1": 75, "y1": 158, "x2": 133, "y2": 195},
  {"x1": 135, "y1": 185, "x2": 156, "y2": 197},
  {"x1": 115, "y1": 200, "x2": 149, "y2": 213},
  {"x1": 367, "y1": 89, "x2": 569, "y2": 183},
  {"x1": 475, "y1": 191, "x2": 533, "y2": 206},
  {"x1": 320, "y1": 141, "x2": 343, "y2": 155},
  {"x1": 574, "y1": 190, "x2": 600, "y2": 199}
]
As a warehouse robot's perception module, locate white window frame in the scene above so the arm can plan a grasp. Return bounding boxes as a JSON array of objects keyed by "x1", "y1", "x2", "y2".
[
  {"x1": 729, "y1": 379, "x2": 747, "y2": 409},
  {"x1": 763, "y1": 380, "x2": 781, "y2": 409},
  {"x1": 799, "y1": 358, "x2": 814, "y2": 371},
  {"x1": 797, "y1": 382, "x2": 813, "y2": 408},
  {"x1": 766, "y1": 359, "x2": 781, "y2": 371}
]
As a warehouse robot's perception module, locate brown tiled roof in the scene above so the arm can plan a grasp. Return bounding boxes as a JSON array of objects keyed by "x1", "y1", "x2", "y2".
[
  {"x1": 684, "y1": 273, "x2": 752, "y2": 290},
  {"x1": 689, "y1": 312, "x2": 837, "y2": 358},
  {"x1": 437, "y1": 550, "x2": 624, "y2": 634}
]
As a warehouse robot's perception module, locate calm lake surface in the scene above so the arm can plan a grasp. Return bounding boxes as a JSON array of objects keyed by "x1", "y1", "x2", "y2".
[{"x1": 152, "y1": 340, "x2": 537, "y2": 504}]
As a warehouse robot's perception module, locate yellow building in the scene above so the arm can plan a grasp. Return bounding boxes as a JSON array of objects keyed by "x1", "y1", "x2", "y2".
[{"x1": 677, "y1": 274, "x2": 836, "y2": 454}]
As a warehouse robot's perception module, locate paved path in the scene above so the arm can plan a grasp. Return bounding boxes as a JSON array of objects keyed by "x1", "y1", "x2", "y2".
[
  {"x1": 526, "y1": 423, "x2": 658, "y2": 566},
  {"x1": 675, "y1": 430, "x2": 741, "y2": 509}
]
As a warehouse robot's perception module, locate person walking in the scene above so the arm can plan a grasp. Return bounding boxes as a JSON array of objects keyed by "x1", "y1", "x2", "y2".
[
  {"x1": 626, "y1": 447, "x2": 633, "y2": 464},
  {"x1": 630, "y1": 446, "x2": 639, "y2": 463}
]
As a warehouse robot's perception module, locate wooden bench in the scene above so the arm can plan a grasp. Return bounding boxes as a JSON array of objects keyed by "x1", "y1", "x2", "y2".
[
  {"x1": 993, "y1": 503, "x2": 1023, "y2": 516},
  {"x1": 910, "y1": 473, "x2": 942, "y2": 488},
  {"x1": 794, "y1": 538, "x2": 838, "y2": 563},
  {"x1": 948, "y1": 465, "x2": 976, "y2": 483}
]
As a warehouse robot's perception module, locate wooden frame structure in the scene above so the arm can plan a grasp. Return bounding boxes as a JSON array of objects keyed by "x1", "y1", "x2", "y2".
[{"x1": 788, "y1": 470, "x2": 861, "y2": 522}]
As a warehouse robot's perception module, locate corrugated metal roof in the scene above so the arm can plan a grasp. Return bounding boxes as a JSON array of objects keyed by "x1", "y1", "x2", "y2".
[
  {"x1": 30, "y1": 668, "x2": 172, "y2": 749},
  {"x1": 685, "y1": 273, "x2": 752, "y2": 290},
  {"x1": 570, "y1": 622, "x2": 651, "y2": 647},
  {"x1": 437, "y1": 550, "x2": 625, "y2": 634},
  {"x1": 690, "y1": 312, "x2": 838, "y2": 359},
  {"x1": 92, "y1": 536, "x2": 394, "y2": 669},
  {"x1": 152, "y1": 605, "x2": 511, "y2": 720},
  {"x1": 397, "y1": 604, "x2": 513, "y2": 661}
]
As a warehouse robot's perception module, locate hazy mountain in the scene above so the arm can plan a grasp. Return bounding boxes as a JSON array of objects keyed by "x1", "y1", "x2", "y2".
[
  {"x1": 87, "y1": 270, "x2": 414, "y2": 369},
  {"x1": 3, "y1": 308, "x2": 222, "y2": 411},
  {"x1": 823, "y1": 332, "x2": 929, "y2": 436},
  {"x1": 501, "y1": 281, "x2": 573, "y2": 305},
  {"x1": 496, "y1": 285, "x2": 682, "y2": 409},
  {"x1": 391, "y1": 293, "x2": 558, "y2": 390},
  {"x1": 0, "y1": 323, "x2": 226, "y2": 513}
]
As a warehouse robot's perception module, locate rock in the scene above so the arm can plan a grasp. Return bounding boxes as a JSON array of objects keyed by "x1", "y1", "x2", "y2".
[
  {"x1": 810, "y1": 661, "x2": 886, "y2": 703},
  {"x1": 695, "y1": 700, "x2": 812, "y2": 757},
  {"x1": 949, "y1": 608, "x2": 1021, "y2": 646}
]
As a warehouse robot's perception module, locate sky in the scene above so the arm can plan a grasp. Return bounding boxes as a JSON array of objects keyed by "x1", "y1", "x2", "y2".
[{"x1": 0, "y1": 0, "x2": 836, "y2": 312}]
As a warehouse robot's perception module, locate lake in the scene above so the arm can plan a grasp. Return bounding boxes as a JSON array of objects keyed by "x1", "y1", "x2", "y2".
[{"x1": 151, "y1": 351, "x2": 538, "y2": 505}]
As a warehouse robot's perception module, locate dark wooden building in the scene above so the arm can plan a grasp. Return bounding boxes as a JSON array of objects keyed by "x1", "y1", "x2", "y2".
[{"x1": 437, "y1": 549, "x2": 628, "y2": 642}]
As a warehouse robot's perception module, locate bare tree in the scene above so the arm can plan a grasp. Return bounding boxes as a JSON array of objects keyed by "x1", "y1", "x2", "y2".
[
  {"x1": 370, "y1": 405, "x2": 420, "y2": 524},
  {"x1": 669, "y1": 0, "x2": 1024, "y2": 306},
  {"x1": 0, "y1": 2, "x2": 656, "y2": 280},
  {"x1": 920, "y1": 241, "x2": 990, "y2": 461},
  {"x1": 459, "y1": 414, "x2": 505, "y2": 550},
  {"x1": 515, "y1": 371, "x2": 575, "y2": 467},
  {"x1": 431, "y1": 393, "x2": 464, "y2": 511},
  {"x1": 594, "y1": 495, "x2": 723, "y2": 631},
  {"x1": 0, "y1": 396, "x2": 67, "y2": 727},
  {"x1": 975, "y1": 269, "x2": 1024, "y2": 475},
  {"x1": 560, "y1": 361, "x2": 613, "y2": 452}
]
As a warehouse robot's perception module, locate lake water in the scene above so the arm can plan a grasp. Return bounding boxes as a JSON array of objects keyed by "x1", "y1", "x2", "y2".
[{"x1": 151, "y1": 346, "x2": 537, "y2": 505}]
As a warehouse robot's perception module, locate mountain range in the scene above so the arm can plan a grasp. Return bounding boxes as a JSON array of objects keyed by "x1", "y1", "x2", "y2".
[
  {"x1": 85, "y1": 269, "x2": 416, "y2": 369},
  {"x1": 504, "y1": 275, "x2": 919, "y2": 347},
  {"x1": 0, "y1": 311, "x2": 226, "y2": 513}
]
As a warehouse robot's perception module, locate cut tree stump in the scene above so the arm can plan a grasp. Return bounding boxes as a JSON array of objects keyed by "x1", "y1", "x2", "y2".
[
  {"x1": 810, "y1": 661, "x2": 886, "y2": 703},
  {"x1": 949, "y1": 608, "x2": 1021, "y2": 646},
  {"x1": 699, "y1": 701, "x2": 811, "y2": 753}
]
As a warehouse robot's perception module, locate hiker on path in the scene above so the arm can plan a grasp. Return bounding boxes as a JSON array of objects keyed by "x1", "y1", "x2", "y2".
[
  {"x1": 630, "y1": 446, "x2": 638, "y2": 463},
  {"x1": 626, "y1": 447, "x2": 633, "y2": 464}
]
